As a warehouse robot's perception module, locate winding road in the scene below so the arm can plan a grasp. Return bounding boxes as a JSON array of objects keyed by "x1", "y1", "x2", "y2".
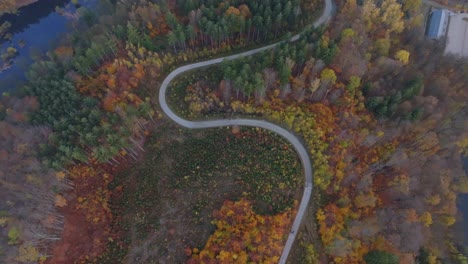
[{"x1": 158, "y1": 1, "x2": 334, "y2": 263}]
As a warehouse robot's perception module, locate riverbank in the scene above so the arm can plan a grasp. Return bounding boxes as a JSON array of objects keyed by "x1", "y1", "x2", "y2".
[
  {"x1": 0, "y1": 0, "x2": 91, "y2": 92},
  {"x1": 460, "y1": 156, "x2": 468, "y2": 244},
  {"x1": 0, "y1": 0, "x2": 39, "y2": 15},
  {"x1": 458, "y1": 194, "x2": 468, "y2": 243},
  {"x1": 15, "y1": 0, "x2": 39, "y2": 9}
]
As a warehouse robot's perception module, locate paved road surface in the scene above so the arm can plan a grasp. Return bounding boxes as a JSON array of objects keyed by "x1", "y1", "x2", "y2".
[
  {"x1": 422, "y1": 0, "x2": 462, "y2": 10},
  {"x1": 158, "y1": 0, "x2": 334, "y2": 263}
]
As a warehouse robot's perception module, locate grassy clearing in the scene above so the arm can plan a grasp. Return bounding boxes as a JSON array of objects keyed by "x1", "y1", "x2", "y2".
[
  {"x1": 170, "y1": 126, "x2": 302, "y2": 213},
  {"x1": 102, "y1": 123, "x2": 302, "y2": 263}
]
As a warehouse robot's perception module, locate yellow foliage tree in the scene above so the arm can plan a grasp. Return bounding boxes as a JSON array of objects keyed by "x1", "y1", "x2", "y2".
[
  {"x1": 15, "y1": 245, "x2": 43, "y2": 262},
  {"x1": 381, "y1": 0, "x2": 405, "y2": 33},
  {"x1": 419, "y1": 211, "x2": 433, "y2": 227},
  {"x1": 0, "y1": 0, "x2": 15, "y2": 14},
  {"x1": 394, "y1": 49, "x2": 410, "y2": 64},
  {"x1": 403, "y1": 0, "x2": 422, "y2": 12},
  {"x1": 354, "y1": 193, "x2": 377, "y2": 208},
  {"x1": 225, "y1": 6, "x2": 241, "y2": 16},
  {"x1": 426, "y1": 194, "x2": 441, "y2": 206},
  {"x1": 455, "y1": 177, "x2": 468, "y2": 193},
  {"x1": 362, "y1": 0, "x2": 380, "y2": 31},
  {"x1": 320, "y1": 68, "x2": 337, "y2": 84},
  {"x1": 441, "y1": 215, "x2": 456, "y2": 226},
  {"x1": 341, "y1": 28, "x2": 356, "y2": 39},
  {"x1": 456, "y1": 137, "x2": 468, "y2": 155},
  {"x1": 374, "y1": 38, "x2": 391, "y2": 57},
  {"x1": 363, "y1": 0, "x2": 405, "y2": 34}
]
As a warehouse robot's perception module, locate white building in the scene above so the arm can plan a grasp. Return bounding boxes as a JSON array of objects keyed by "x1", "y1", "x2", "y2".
[{"x1": 444, "y1": 13, "x2": 468, "y2": 58}]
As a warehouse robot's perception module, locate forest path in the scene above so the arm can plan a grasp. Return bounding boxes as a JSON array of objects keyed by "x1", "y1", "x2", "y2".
[{"x1": 158, "y1": 0, "x2": 334, "y2": 263}]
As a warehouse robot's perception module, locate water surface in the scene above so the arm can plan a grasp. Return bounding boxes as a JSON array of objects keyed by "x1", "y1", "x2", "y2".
[
  {"x1": 459, "y1": 156, "x2": 468, "y2": 245},
  {"x1": 0, "y1": 0, "x2": 94, "y2": 93}
]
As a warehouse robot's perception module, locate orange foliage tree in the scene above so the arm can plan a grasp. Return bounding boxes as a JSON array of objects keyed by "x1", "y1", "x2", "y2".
[
  {"x1": 59, "y1": 165, "x2": 115, "y2": 261},
  {"x1": 77, "y1": 60, "x2": 145, "y2": 112},
  {"x1": 188, "y1": 199, "x2": 296, "y2": 264}
]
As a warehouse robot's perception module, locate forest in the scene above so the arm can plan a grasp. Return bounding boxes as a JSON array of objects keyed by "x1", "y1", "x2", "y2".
[{"x1": 0, "y1": 0, "x2": 467, "y2": 263}]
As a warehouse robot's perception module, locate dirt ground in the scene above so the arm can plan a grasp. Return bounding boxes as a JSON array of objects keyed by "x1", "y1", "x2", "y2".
[
  {"x1": 45, "y1": 205, "x2": 108, "y2": 264},
  {"x1": 45, "y1": 163, "x2": 133, "y2": 264}
]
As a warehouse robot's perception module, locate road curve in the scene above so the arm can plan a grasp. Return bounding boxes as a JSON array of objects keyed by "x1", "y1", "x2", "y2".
[{"x1": 158, "y1": 0, "x2": 334, "y2": 263}]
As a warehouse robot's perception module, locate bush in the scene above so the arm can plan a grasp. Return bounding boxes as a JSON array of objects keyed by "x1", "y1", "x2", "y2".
[
  {"x1": 364, "y1": 250, "x2": 399, "y2": 264},
  {"x1": 7, "y1": 226, "x2": 20, "y2": 245}
]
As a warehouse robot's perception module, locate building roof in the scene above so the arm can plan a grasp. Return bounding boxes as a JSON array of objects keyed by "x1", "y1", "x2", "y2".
[
  {"x1": 427, "y1": 10, "x2": 444, "y2": 39},
  {"x1": 445, "y1": 13, "x2": 468, "y2": 57}
]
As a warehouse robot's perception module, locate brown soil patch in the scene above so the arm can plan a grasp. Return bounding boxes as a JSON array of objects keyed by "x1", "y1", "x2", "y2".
[
  {"x1": 46, "y1": 205, "x2": 107, "y2": 264},
  {"x1": 45, "y1": 165, "x2": 123, "y2": 264}
]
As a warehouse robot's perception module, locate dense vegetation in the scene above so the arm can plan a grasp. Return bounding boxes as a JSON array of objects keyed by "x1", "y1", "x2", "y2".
[
  {"x1": 0, "y1": 0, "x2": 467, "y2": 262},
  {"x1": 0, "y1": 0, "x2": 322, "y2": 262},
  {"x1": 20, "y1": 0, "x2": 323, "y2": 169},
  {"x1": 172, "y1": 0, "x2": 468, "y2": 262},
  {"x1": 101, "y1": 126, "x2": 301, "y2": 263}
]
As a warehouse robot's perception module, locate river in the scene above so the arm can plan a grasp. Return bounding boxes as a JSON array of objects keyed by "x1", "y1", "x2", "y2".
[
  {"x1": 0, "y1": 0, "x2": 95, "y2": 93},
  {"x1": 459, "y1": 156, "x2": 468, "y2": 245}
]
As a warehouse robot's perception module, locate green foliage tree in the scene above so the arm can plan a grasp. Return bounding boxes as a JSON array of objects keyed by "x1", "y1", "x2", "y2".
[
  {"x1": 315, "y1": 40, "x2": 338, "y2": 65},
  {"x1": 410, "y1": 107, "x2": 423, "y2": 121},
  {"x1": 347, "y1": 76, "x2": 361, "y2": 92},
  {"x1": 167, "y1": 31, "x2": 177, "y2": 52},
  {"x1": 7, "y1": 226, "x2": 20, "y2": 245},
  {"x1": 166, "y1": 12, "x2": 178, "y2": 30},
  {"x1": 127, "y1": 22, "x2": 141, "y2": 46},
  {"x1": 364, "y1": 250, "x2": 399, "y2": 264},
  {"x1": 402, "y1": 77, "x2": 423, "y2": 100},
  {"x1": 175, "y1": 24, "x2": 187, "y2": 50}
]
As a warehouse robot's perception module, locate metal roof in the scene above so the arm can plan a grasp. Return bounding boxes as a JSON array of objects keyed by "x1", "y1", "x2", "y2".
[{"x1": 427, "y1": 10, "x2": 443, "y2": 39}]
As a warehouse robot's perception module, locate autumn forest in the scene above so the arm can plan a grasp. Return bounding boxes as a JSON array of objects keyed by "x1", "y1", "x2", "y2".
[{"x1": 0, "y1": 0, "x2": 467, "y2": 263}]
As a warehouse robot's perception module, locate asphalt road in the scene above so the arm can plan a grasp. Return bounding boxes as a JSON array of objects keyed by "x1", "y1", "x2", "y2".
[
  {"x1": 422, "y1": 0, "x2": 465, "y2": 10},
  {"x1": 158, "y1": 0, "x2": 334, "y2": 262}
]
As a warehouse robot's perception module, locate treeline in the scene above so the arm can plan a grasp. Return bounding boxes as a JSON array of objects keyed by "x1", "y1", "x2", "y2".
[
  {"x1": 0, "y1": 0, "x2": 324, "y2": 262},
  {"x1": 218, "y1": 26, "x2": 337, "y2": 100},
  {"x1": 135, "y1": 0, "x2": 320, "y2": 52},
  {"x1": 0, "y1": 95, "x2": 68, "y2": 262},
  {"x1": 67, "y1": 0, "x2": 321, "y2": 56},
  {"x1": 364, "y1": 77, "x2": 424, "y2": 120},
  {"x1": 71, "y1": 34, "x2": 118, "y2": 77},
  {"x1": 171, "y1": 0, "x2": 307, "y2": 50},
  {"x1": 324, "y1": 0, "x2": 433, "y2": 121},
  {"x1": 179, "y1": 0, "x2": 468, "y2": 263},
  {"x1": 25, "y1": 61, "x2": 151, "y2": 169},
  {"x1": 18, "y1": 0, "x2": 322, "y2": 169}
]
